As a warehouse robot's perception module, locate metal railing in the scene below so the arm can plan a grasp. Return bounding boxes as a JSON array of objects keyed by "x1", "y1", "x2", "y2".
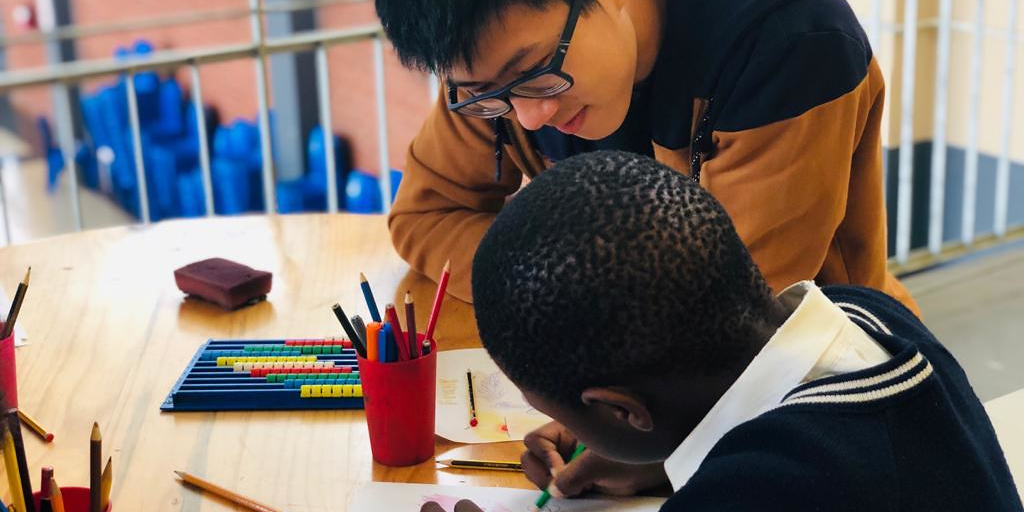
[
  {"x1": 0, "y1": 0, "x2": 1021, "y2": 273},
  {"x1": 0, "y1": 0, "x2": 390, "y2": 229},
  {"x1": 879, "y1": 0, "x2": 1024, "y2": 274}
]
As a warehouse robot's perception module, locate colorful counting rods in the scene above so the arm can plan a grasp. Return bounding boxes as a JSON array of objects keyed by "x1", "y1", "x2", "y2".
[{"x1": 300, "y1": 384, "x2": 363, "y2": 398}]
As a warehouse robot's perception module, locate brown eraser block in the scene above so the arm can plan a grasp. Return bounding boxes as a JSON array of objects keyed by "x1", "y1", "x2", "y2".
[{"x1": 174, "y1": 258, "x2": 273, "y2": 310}]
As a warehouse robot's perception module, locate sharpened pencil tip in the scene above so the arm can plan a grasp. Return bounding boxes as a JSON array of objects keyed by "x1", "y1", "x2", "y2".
[
  {"x1": 173, "y1": 470, "x2": 185, "y2": 478},
  {"x1": 359, "y1": 272, "x2": 368, "y2": 283},
  {"x1": 443, "y1": 260, "x2": 451, "y2": 272},
  {"x1": 405, "y1": 291, "x2": 412, "y2": 304},
  {"x1": 22, "y1": 267, "x2": 30, "y2": 285},
  {"x1": 91, "y1": 422, "x2": 101, "y2": 440}
]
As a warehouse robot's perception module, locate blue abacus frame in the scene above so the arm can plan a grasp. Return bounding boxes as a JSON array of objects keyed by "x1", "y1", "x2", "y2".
[{"x1": 161, "y1": 339, "x2": 365, "y2": 412}]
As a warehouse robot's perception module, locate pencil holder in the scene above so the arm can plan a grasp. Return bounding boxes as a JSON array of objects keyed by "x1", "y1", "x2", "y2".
[
  {"x1": 357, "y1": 332, "x2": 436, "y2": 467},
  {"x1": 33, "y1": 486, "x2": 112, "y2": 512},
  {"x1": 0, "y1": 333, "x2": 16, "y2": 409}
]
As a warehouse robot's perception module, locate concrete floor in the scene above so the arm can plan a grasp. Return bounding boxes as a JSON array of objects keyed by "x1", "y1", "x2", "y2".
[{"x1": 903, "y1": 243, "x2": 1024, "y2": 402}]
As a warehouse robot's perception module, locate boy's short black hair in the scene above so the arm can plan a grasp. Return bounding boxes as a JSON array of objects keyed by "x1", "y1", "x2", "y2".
[
  {"x1": 375, "y1": 0, "x2": 596, "y2": 74},
  {"x1": 472, "y1": 151, "x2": 777, "y2": 406}
]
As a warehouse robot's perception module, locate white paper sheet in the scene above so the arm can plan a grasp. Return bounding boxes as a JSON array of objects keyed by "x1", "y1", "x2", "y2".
[
  {"x1": 436, "y1": 349, "x2": 551, "y2": 443},
  {"x1": 350, "y1": 482, "x2": 666, "y2": 512},
  {"x1": 0, "y1": 288, "x2": 27, "y2": 346}
]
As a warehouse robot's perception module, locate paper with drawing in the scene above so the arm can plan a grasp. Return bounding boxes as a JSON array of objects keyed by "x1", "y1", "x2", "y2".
[
  {"x1": 436, "y1": 349, "x2": 551, "y2": 443},
  {"x1": 350, "y1": 482, "x2": 666, "y2": 512}
]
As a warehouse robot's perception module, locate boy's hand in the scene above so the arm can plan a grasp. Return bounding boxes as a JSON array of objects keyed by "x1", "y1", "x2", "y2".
[
  {"x1": 420, "y1": 500, "x2": 482, "y2": 512},
  {"x1": 521, "y1": 422, "x2": 670, "y2": 497}
]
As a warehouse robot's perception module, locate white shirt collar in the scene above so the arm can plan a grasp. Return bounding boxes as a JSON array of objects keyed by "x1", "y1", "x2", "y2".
[{"x1": 662, "y1": 281, "x2": 891, "y2": 490}]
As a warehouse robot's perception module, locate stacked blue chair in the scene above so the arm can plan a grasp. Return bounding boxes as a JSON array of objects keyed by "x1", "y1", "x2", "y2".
[{"x1": 49, "y1": 38, "x2": 404, "y2": 220}]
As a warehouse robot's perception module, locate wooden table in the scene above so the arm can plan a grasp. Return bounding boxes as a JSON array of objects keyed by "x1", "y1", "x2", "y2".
[
  {"x1": 0, "y1": 214, "x2": 531, "y2": 511},
  {"x1": 986, "y1": 388, "x2": 1024, "y2": 501}
]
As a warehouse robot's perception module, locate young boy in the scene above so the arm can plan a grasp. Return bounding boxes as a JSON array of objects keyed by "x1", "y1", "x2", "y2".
[
  {"x1": 423, "y1": 151, "x2": 1020, "y2": 511},
  {"x1": 376, "y1": 0, "x2": 919, "y2": 315}
]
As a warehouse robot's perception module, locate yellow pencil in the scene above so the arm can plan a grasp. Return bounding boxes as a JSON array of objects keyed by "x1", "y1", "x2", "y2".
[
  {"x1": 175, "y1": 470, "x2": 283, "y2": 512},
  {"x1": 2, "y1": 427, "x2": 28, "y2": 512},
  {"x1": 100, "y1": 456, "x2": 112, "y2": 510}
]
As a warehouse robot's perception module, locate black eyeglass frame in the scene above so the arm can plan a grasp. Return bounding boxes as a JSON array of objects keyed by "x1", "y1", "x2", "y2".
[{"x1": 446, "y1": 0, "x2": 584, "y2": 118}]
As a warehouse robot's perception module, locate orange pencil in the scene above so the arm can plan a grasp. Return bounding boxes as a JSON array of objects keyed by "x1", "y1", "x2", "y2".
[
  {"x1": 175, "y1": 471, "x2": 282, "y2": 512},
  {"x1": 50, "y1": 478, "x2": 65, "y2": 512},
  {"x1": 423, "y1": 260, "x2": 450, "y2": 344},
  {"x1": 366, "y1": 322, "x2": 381, "y2": 362}
]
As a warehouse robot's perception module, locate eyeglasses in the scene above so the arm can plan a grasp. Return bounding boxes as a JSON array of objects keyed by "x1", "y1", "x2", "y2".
[{"x1": 446, "y1": 0, "x2": 583, "y2": 119}]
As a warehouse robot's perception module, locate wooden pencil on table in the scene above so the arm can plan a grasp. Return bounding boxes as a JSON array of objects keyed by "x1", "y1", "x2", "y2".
[
  {"x1": 6, "y1": 410, "x2": 35, "y2": 512},
  {"x1": 18, "y1": 409, "x2": 54, "y2": 443},
  {"x1": 0, "y1": 267, "x2": 30, "y2": 340},
  {"x1": 404, "y1": 292, "x2": 418, "y2": 359},
  {"x1": 100, "y1": 456, "x2": 112, "y2": 510},
  {"x1": 436, "y1": 458, "x2": 523, "y2": 472},
  {"x1": 175, "y1": 470, "x2": 283, "y2": 512},
  {"x1": 90, "y1": 422, "x2": 102, "y2": 512},
  {"x1": 423, "y1": 260, "x2": 451, "y2": 344}
]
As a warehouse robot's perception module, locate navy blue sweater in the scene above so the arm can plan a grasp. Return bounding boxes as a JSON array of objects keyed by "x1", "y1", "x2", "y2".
[{"x1": 664, "y1": 286, "x2": 1022, "y2": 511}]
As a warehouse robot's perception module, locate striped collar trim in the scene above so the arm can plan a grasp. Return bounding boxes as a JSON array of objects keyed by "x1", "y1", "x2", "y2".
[
  {"x1": 775, "y1": 300, "x2": 935, "y2": 408},
  {"x1": 777, "y1": 351, "x2": 933, "y2": 408}
]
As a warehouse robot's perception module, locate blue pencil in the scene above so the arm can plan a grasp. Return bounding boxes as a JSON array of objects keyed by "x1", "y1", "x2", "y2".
[
  {"x1": 379, "y1": 324, "x2": 391, "y2": 363},
  {"x1": 359, "y1": 272, "x2": 383, "y2": 323}
]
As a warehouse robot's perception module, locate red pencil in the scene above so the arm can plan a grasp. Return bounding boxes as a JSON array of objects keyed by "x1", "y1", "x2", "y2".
[
  {"x1": 423, "y1": 260, "x2": 450, "y2": 344},
  {"x1": 384, "y1": 304, "x2": 411, "y2": 361}
]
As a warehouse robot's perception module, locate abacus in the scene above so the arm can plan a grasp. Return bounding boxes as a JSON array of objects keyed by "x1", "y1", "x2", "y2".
[{"x1": 161, "y1": 338, "x2": 365, "y2": 411}]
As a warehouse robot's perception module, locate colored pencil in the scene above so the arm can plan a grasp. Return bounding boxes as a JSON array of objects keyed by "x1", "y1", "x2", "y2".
[
  {"x1": 175, "y1": 470, "x2": 283, "y2": 512},
  {"x1": 436, "y1": 459, "x2": 523, "y2": 472},
  {"x1": 6, "y1": 411, "x2": 34, "y2": 512},
  {"x1": 39, "y1": 467, "x2": 53, "y2": 512},
  {"x1": 0, "y1": 267, "x2": 29, "y2": 340},
  {"x1": 423, "y1": 260, "x2": 450, "y2": 344},
  {"x1": 366, "y1": 322, "x2": 381, "y2": 361},
  {"x1": 330, "y1": 304, "x2": 365, "y2": 358},
  {"x1": 351, "y1": 315, "x2": 368, "y2": 355},
  {"x1": 2, "y1": 425, "x2": 27, "y2": 512},
  {"x1": 467, "y1": 370, "x2": 479, "y2": 427},
  {"x1": 359, "y1": 273, "x2": 383, "y2": 323},
  {"x1": 384, "y1": 304, "x2": 410, "y2": 361},
  {"x1": 531, "y1": 444, "x2": 586, "y2": 512},
  {"x1": 404, "y1": 292, "x2": 418, "y2": 359},
  {"x1": 90, "y1": 422, "x2": 101, "y2": 512},
  {"x1": 17, "y1": 410, "x2": 54, "y2": 443},
  {"x1": 50, "y1": 477, "x2": 65, "y2": 512},
  {"x1": 100, "y1": 456, "x2": 112, "y2": 510}
]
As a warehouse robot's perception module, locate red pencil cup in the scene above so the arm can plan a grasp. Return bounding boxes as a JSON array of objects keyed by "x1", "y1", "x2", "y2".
[
  {"x1": 33, "y1": 486, "x2": 112, "y2": 512},
  {"x1": 0, "y1": 333, "x2": 16, "y2": 409},
  {"x1": 357, "y1": 332, "x2": 436, "y2": 467}
]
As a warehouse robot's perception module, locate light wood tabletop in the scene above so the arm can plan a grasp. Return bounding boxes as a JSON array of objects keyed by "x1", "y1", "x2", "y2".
[{"x1": 0, "y1": 213, "x2": 531, "y2": 511}]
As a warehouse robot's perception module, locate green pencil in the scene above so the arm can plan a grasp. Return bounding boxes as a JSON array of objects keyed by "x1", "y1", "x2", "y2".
[{"x1": 531, "y1": 443, "x2": 586, "y2": 512}]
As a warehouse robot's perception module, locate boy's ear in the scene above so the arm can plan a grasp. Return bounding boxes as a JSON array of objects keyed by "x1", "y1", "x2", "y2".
[{"x1": 580, "y1": 387, "x2": 654, "y2": 432}]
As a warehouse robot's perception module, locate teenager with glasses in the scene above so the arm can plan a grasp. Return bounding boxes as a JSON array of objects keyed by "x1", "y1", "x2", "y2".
[{"x1": 376, "y1": 0, "x2": 919, "y2": 311}]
